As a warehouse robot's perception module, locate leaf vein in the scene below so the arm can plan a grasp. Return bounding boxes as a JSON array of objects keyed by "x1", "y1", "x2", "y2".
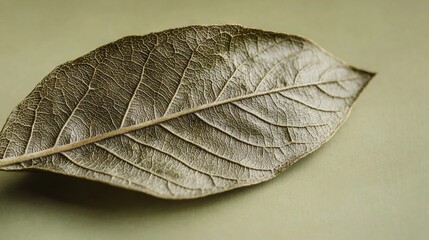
[
  {"x1": 124, "y1": 133, "x2": 237, "y2": 183},
  {"x1": 120, "y1": 43, "x2": 157, "y2": 127},
  {"x1": 93, "y1": 142, "x2": 199, "y2": 191},
  {"x1": 158, "y1": 124, "x2": 271, "y2": 172}
]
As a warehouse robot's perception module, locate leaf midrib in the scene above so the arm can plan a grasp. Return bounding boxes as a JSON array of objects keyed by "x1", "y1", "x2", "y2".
[{"x1": 0, "y1": 78, "x2": 357, "y2": 167}]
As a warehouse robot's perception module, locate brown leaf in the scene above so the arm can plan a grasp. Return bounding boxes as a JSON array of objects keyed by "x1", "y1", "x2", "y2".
[{"x1": 0, "y1": 25, "x2": 374, "y2": 199}]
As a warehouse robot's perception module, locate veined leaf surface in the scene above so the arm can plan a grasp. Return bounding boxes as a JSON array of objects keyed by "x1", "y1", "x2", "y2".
[{"x1": 0, "y1": 25, "x2": 374, "y2": 199}]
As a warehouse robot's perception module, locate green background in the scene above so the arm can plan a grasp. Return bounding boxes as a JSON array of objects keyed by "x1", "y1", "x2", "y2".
[{"x1": 0, "y1": 0, "x2": 428, "y2": 239}]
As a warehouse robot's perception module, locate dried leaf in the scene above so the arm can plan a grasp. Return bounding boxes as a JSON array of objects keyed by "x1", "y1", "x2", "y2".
[{"x1": 0, "y1": 25, "x2": 374, "y2": 199}]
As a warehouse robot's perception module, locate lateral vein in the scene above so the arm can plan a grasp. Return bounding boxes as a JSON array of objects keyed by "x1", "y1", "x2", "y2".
[{"x1": 0, "y1": 78, "x2": 362, "y2": 167}]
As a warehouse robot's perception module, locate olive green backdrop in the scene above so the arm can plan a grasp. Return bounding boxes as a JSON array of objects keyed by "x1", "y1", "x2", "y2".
[{"x1": 0, "y1": 0, "x2": 428, "y2": 239}]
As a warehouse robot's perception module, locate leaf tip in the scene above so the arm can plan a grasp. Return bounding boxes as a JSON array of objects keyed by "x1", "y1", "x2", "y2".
[{"x1": 350, "y1": 66, "x2": 377, "y2": 81}]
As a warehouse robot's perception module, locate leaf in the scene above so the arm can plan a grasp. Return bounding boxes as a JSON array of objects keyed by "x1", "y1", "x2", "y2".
[{"x1": 0, "y1": 25, "x2": 374, "y2": 199}]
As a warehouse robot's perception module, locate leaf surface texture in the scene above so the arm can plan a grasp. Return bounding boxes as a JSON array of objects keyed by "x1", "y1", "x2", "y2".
[{"x1": 0, "y1": 25, "x2": 374, "y2": 199}]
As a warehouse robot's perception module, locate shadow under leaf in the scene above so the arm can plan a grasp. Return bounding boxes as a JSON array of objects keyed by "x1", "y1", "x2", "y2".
[
  {"x1": 0, "y1": 150, "x2": 317, "y2": 221},
  {"x1": 0, "y1": 170, "x2": 255, "y2": 216}
]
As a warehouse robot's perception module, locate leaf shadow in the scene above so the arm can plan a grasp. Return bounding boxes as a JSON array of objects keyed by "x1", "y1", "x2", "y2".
[
  {"x1": 0, "y1": 150, "x2": 318, "y2": 221},
  {"x1": 1, "y1": 171, "x2": 243, "y2": 216}
]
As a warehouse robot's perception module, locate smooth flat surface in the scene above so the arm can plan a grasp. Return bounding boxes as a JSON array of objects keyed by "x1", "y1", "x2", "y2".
[{"x1": 0, "y1": 0, "x2": 427, "y2": 239}]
